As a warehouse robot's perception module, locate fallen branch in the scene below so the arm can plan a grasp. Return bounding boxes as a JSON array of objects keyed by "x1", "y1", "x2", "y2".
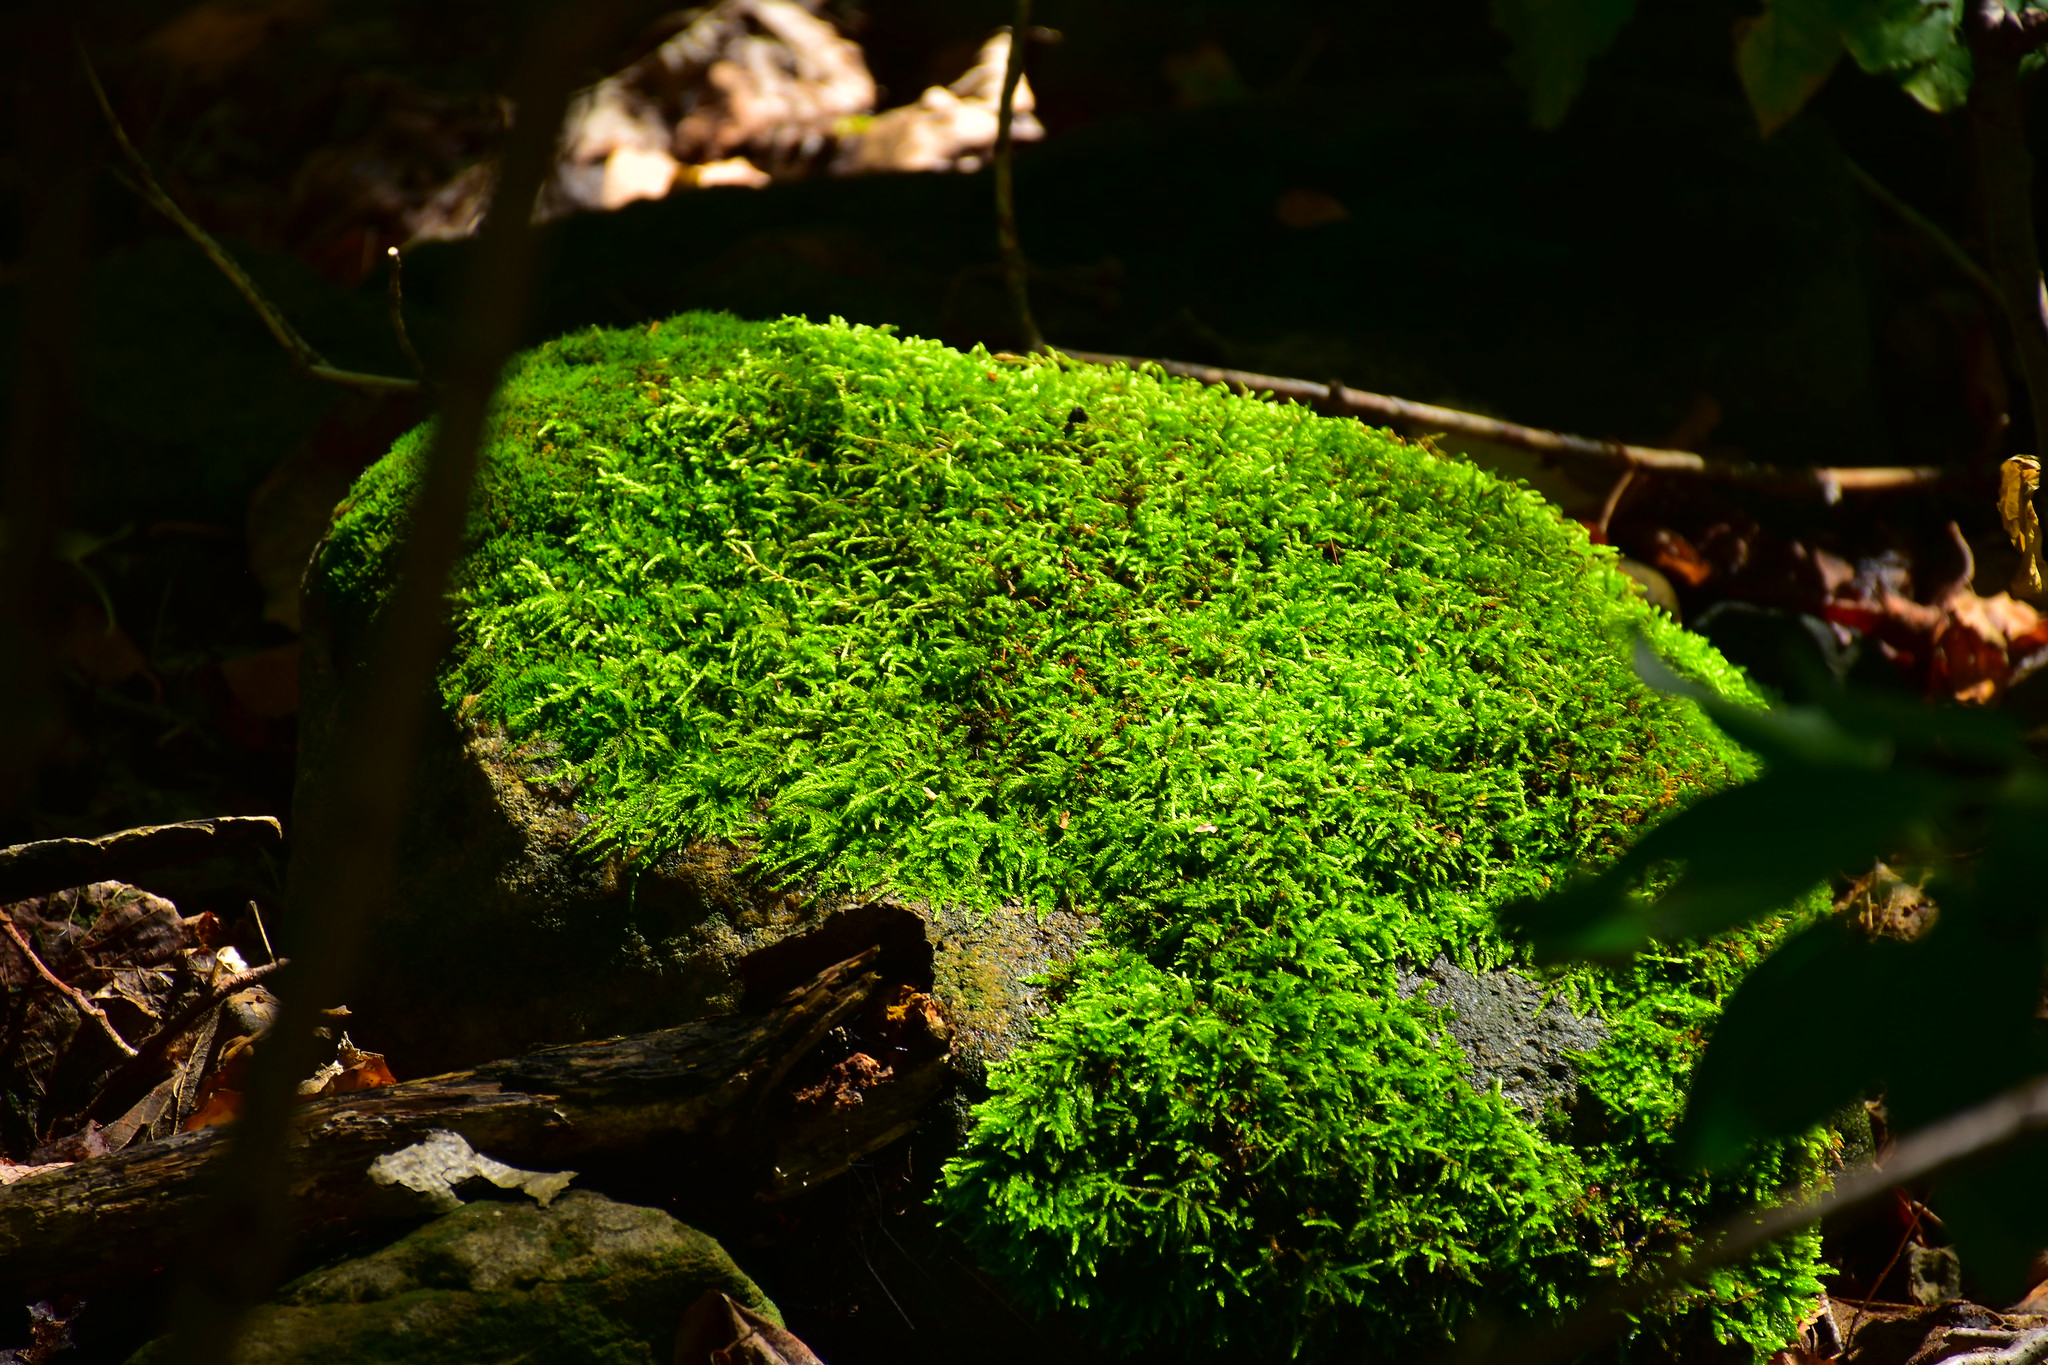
[
  {"x1": 0, "y1": 951, "x2": 947, "y2": 1297},
  {"x1": 0, "y1": 816, "x2": 282, "y2": 904},
  {"x1": 1059, "y1": 350, "x2": 1948, "y2": 499},
  {"x1": 76, "y1": 40, "x2": 423, "y2": 397}
]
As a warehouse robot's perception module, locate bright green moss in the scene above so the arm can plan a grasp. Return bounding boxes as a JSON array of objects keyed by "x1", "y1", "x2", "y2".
[{"x1": 319, "y1": 313, "x2": 1826, "y2": 1359}]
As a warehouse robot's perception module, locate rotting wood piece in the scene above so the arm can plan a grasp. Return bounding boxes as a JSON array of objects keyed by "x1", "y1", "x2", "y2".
[
  {"x1": 0, "y1": 817, "x2": 284, "y2": 905},
  {"x1": 1059, "y1": 349, "x2": 1947, "y2": 498},
  {"x1": 0, "y1": 949, "x2": 943, "y2": 1297}
]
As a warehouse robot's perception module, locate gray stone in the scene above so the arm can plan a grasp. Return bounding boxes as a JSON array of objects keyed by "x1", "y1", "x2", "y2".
[
  {"x1": 1910, "y1": 1244, "x2": 1964, "y2": 1306},
  {"x1": 1398, "y1": 955, "x2": 1608, "y2": 1118},
  {"x1": 128, "y1": 1190, "x2": 775, "y2": 1365}
]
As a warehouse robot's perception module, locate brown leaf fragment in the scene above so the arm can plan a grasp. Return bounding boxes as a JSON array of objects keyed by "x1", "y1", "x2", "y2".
[
  {"x1": 100, "y1": 1077, "x2": 180, "y2": 1154},
  {"x1": 674, "y1": 1289, "x2": 825, "y2": 1365},
  {"x1": 0, "y1": 1161, "x2": 69, "y2": 1187},
  {"x1": 2001, "y1": 455, "x2": 2045, "y2": 601},
  {"x1": 1840, "y1": 863, "x2": 1938, "y2": 942},
  {"x1": 792, "y1": 1052, "x2": 890, "y2": 1109}
]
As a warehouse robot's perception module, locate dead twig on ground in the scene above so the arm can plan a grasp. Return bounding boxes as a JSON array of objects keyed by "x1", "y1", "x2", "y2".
[
  {"x1": 1060, "y1": 349, "x2": 1948, "y2": 498},
  {"x1": 75, "y1": 39, "x2": 423, "y2": 397},
  {"x1": 74, "y1": 958, "x2": 289, "y2": 1129},
  {"x1": 0, "y1": 909, "x2": 136, "y2": 1059}
]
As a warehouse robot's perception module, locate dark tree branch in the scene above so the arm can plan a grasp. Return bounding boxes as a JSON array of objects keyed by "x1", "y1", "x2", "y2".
[{"x1": 160, "y1": 6, "x2": 651, "y2": 1358}]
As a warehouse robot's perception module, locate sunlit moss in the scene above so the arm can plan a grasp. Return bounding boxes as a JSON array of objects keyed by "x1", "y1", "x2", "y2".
[{"x1": 317, "y1": 313, "x2": 1826, "y2": 1359}]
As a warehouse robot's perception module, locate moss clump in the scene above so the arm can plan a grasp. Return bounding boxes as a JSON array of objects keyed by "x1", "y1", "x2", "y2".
[{"x1": 318, "y1": 313, "x2": 1825, "y2": 1359}]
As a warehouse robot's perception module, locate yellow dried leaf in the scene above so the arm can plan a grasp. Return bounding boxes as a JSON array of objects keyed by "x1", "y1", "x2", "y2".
[{"x1": 1999, "y1": 454, "x2": 2044, "y2": 600}]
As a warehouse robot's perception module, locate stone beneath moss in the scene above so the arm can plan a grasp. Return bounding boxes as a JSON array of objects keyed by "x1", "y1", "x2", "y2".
[
  {"x1": 1398, "y1": 955, "x2": 1609, "y2": 1119},
  {"x1": 306, "y1": 312, "x2": 1827, "y2": 1357},
  {"x1": 128, "y1": 1191, "x2": 774, "y2": 1365}
]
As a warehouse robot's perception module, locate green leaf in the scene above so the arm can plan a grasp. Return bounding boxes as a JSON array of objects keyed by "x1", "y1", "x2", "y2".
[
  {"x1": 1829, "y1": 0, "x2": 1962, "y2": 72},
  {"x1": 1898, "y1": 43, "x2": 1972, "y2": 109},
  {"x1": 1679, "y1": 918, "x2": 1904, "y2": 1167},
  {"x1": 1825, "y1": 0, "x2": 1974, "y2": 109},
  {"x1": 1503, "y1": 767, "x2": 1943, "y2": 960},
  {"x1": 1736, "y1": 0, "x2": 1847, "y2": 135},
  {"x1": 1492, "y1": 0, "x2": 1639, "y2": 129}
]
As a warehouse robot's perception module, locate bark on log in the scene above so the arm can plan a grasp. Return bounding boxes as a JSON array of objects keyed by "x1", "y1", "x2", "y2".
[
  {"x1": 0, "y1": 950, "x2": 947, "y2": 1297},
  {"x1": 0, "y1": 817, "x2": 284, "y2": 904}
]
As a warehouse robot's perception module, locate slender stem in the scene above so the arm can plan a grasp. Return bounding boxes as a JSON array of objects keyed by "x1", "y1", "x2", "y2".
[
  {"x1": 386, "y1": 246, "x2": 428, "y2": 381},
  {"x1": 994, "y1": 6, "x2": 1044, "y2": 353},
  {"x1": 1845, "y1": 157, "x2": 2004, "y2": 313},
  {"x1": 77, "y1": 39, "x2": 422, "y2": 398},
  {"x1": 1964, "y1": 0, "x2": 2048, "y2": 456},
  {"x1": 0, "y1": 909, "x2": 137, "y2": 1059},
  {"x1": 158, "y1": 5, "x2": 631, "y2": 1356}
]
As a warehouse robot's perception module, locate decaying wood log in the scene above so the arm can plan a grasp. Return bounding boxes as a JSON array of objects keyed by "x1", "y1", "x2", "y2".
[
  {"x1": 0, "y1": 817, "x2": 284, "y2": 904},
  {"x1": 0, "y1": 949, "x2": 949, "y2": 1297}
]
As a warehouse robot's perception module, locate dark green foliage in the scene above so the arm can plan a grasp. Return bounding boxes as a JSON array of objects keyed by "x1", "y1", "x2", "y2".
[
  {"x1": 319, "y1": 313, "x2": 1828, "y2": 1356},
  {"x1": 1506, "y1": 642, "x2": 2048, "y2": 1301},
  {"x1": 1497, "y1": 0, "x2": 1974, "y2": 134}
]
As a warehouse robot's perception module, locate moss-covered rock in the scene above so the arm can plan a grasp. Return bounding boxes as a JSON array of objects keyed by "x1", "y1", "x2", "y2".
[
  {"x1": 306, "y1": 313, "x2": 1826, "y2": 1359},
  {"x1": 128, "y1": 1191, "x2": 774, "y2": 1364}
]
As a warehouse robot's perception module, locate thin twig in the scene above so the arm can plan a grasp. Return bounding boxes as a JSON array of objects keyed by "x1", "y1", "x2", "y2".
[
  {"x1": 993, "y1": 6, "x2": 1044, "y2": 353},
  {"x1": 76, "y1": 39, "x2": 421, "y2": 397},
  {"x1": 385, "y1": 246, "x2": 428, "y2": 381},
  {"x1": 0, "y1": 908, "x2": 136, "y2": 1058},
  {"x1": 1060, "y1": 349, "x2": 1948, "y2": 498},
  {"x1": 1845, "y1": 1200, "x2": 1923, "y2": 1349},
  {"x1": 1846, "y1": 158, "x2": 2004, "y2": 313},
  {"x1": 1963, "y1": 0, "x2": 2048, "y2": 456},
  {"x1": 246, "y1": 899, "x2": 276, "y2": 965},
  {"x1": 1470, "y1": 1071, "x2": 2048, "y2": 1365},
  {"x1": 158, "y1": 6, "x2": 643, "y2": 1359},
  {"x1": 1595, "y1": 467, "x2": 1635, "y2": 541},
  {"x1": 75, "y1": 958, "x2": 288, "y2": 1127}
]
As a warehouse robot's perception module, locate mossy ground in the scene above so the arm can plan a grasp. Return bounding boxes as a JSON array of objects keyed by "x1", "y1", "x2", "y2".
[{"x1": 317, "y1": 313, "x2": 1828, "y2": 1359}]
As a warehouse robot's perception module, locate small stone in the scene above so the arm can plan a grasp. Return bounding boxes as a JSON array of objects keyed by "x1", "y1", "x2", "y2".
[
  {"x1": 127, "y1": 1190, "x2": 776, "y2": 1364},
  {"x1": 1909, "y1": 1244, "x2": 1964, "y2": 1306},
  {"x1": 1398, "y1": 955, "x2": 1608, "y2": 1119}
]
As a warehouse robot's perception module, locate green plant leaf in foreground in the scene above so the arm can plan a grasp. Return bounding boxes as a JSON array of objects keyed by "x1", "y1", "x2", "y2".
[
  {"x1": 1504, "y1": 633, "x2": 2048, "y2": 1297},
  {"x1": 1737, "y1": 0, "x2": 1847, "y2": 136},
  {"x1": 1492, "y1": 0, "x2": 1639, "y2": 128}
]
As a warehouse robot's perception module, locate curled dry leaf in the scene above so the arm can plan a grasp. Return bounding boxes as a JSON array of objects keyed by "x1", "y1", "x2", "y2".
[
  {"x1": 674, "y1": 1289, "x2": 826, "y2": 1365},
  {"x1": 2000, "y1": 455, "x2": 2044, "y2": 601}
]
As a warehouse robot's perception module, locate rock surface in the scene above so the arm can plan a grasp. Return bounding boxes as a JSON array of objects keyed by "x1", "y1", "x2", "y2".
[
  {"x1": 297, "y1": 603, "x2": 1097, "y2": 1078},
  {"x1": 129, "y1": 1190, "x2": 775, "y2": 1365},
  {"x1": 1398, "y1": 954, "x2": 1609, "y2": 1118}
]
